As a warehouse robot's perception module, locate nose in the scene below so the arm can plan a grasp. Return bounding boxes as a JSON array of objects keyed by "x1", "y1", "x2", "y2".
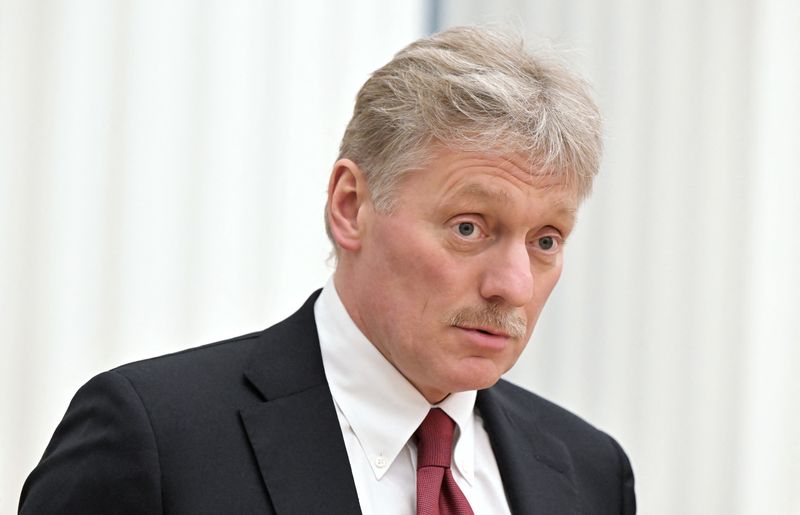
[{"x1": 479, "y1": 241, "x2": 534, "y2": 307}]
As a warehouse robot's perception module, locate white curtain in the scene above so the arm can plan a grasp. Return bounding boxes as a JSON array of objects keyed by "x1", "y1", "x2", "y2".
[
  {"x1": 440, "y1": 1, "x2": 800, "y2": 514},
  {"x1": 0, "y1": 0, "x2": 425, "y2": 508}
]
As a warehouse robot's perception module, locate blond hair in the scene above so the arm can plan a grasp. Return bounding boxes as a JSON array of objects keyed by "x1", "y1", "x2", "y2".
[{"x1": 329, "y1": 25, "x2": 602, "y2": 237}]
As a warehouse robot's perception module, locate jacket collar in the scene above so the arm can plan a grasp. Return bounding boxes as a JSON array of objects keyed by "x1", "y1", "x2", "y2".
[
  {"x1": 477, "y1": 384, "x2": 579, "y2": 515},
  {"x1": 239, "y1": 290, "x2": 362, "y2": 515}
]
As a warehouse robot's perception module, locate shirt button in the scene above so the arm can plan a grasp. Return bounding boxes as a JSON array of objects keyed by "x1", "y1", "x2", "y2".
[{"x1": 375, "y1": 456, "x2": 387, "y2": 468}]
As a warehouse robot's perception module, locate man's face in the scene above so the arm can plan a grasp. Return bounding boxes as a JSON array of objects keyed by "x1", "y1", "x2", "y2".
[{"x1": 342, "y1": 147, "x2": 578, "y2": 403}]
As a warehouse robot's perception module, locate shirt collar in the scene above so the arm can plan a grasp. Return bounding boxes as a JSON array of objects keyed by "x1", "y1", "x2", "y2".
[{"x1": 315, "y1": 277, "x2": 477, "y2": 483}]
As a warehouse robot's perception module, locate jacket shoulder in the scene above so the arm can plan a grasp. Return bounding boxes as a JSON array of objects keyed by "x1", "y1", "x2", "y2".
[
  {"x1": 488, "y1": 379, "x2": 606, "y2": 435},
  {"x1": 111, "y1": 330, "x2": 263, "y2": 389}
]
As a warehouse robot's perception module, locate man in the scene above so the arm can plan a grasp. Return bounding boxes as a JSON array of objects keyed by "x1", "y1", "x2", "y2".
[{"x1": 20, "y1": 26, "x2": 635, "y2": 514}]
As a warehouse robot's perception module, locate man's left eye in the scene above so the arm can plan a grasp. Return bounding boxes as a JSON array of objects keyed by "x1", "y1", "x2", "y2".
[{"x1": 534, "y1": 235, "x2": 561, "y2": 252}]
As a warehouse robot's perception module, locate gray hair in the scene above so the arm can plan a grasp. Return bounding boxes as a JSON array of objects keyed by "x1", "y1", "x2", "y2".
[{"x1": 328, "y1": 25, "x2": 602, "y2": 240}]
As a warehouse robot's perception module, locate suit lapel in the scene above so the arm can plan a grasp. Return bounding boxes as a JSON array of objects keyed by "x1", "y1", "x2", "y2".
[
  {"x1": 240, "y1": 292, "x2": 361, "y2": 515},
  {"x1": 477, "y1": 384, "x2": 579, "y2": 515}
]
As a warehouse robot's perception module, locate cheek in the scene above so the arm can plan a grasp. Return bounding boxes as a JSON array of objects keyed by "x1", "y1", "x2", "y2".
[
  {"x1": 534, "y1": 253, "x2": 563, "y2": 287},
  {"x1": 375, "y1": 220, "x2": 455, "y2": 290},
  {"x1": 528, "y1": 264, "x2": 563, "y2": 318},
  {"x1": 364, "y1": 226, "x2": 434, "y2": 330},
  {"x1": 538, "y1": 269, "x2": 561, "y2": 299}
]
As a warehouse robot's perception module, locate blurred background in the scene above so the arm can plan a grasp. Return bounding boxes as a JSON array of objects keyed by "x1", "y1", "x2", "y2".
[{"x1": 1, "y1": 0, "x2": 798, "y2": 513}]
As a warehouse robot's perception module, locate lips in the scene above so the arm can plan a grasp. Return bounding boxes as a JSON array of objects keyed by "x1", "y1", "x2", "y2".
[
  {"x1": 454, "y1": 325, "x2": 511, "y2": 351},
  {"x1": 457, "y1": 325, "x2": 510, "y2": 338}
]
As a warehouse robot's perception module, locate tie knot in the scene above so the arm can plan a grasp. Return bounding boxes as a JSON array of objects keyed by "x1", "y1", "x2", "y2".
[{"x1": 415, "y1": 408, "x2": 456, "y2": 469}]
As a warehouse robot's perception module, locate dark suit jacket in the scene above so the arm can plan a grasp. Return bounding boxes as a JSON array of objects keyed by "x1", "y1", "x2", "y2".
[{"x1": 20, "y1": 291, "x2": 635, "y2": 514}]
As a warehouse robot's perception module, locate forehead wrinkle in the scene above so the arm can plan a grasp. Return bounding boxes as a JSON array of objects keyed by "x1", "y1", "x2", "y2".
[
  {"x1": 446, "y1": 182, "x2": 513, "y2": 205},
  {"x1": 444, "y1": 180, "x2": 576, "y2": 212},
  {"x1": 438, "y1": 150, "x2": 532, "y2": 185}
]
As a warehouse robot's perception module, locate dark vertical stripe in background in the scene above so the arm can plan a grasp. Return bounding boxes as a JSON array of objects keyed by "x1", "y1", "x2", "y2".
[{"x1": 427, "y1": 0, "x2": 441, "y2": 34}]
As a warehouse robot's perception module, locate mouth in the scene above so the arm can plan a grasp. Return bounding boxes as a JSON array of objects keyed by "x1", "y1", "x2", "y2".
[
  {"x1": 457, "y1": 325, "x2": 510, "y2": 338},
  {"x1": 453, "y1": 325, "x2": 512, "y2": 351}
]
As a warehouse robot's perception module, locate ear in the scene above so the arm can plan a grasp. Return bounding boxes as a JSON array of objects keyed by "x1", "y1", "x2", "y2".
[{"x1": 326, "y1": 158, "x2": 370, "y2": 252}]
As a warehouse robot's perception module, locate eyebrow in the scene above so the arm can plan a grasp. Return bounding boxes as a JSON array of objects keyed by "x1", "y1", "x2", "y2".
[
  {"x1": 443, "y1": 183, "x2": 578, "y2": 233},
  {"x1": 553, "y1": 201, "x2": 578, "y2": 220},
  {"x1": 450, "y1": 184, "x2": 578, "y2": 219}
]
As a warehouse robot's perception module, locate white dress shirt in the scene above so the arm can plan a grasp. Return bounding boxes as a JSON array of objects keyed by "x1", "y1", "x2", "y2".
[{"x1": 315, "y1": 277, "x2": 512, "y2": 515}]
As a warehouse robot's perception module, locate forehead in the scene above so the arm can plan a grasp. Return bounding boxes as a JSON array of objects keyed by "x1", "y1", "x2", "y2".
[{"x1": 415, "y1": 148, "x2": 578, "y2": 208}]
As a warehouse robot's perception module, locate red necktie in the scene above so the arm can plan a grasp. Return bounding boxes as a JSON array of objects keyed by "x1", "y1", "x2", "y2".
[{"x1": 415, "y1": 408, "x2": 475, "y2": 515}]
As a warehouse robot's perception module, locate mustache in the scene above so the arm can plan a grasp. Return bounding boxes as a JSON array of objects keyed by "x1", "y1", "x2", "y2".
[{"x1": 444, "y1": 303, "x2": 528, "y2": 339}]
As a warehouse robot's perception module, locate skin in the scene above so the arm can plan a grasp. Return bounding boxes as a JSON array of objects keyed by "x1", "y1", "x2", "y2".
[{"x1": 327, "y1": 147, "x2": 579, "y2": 404}]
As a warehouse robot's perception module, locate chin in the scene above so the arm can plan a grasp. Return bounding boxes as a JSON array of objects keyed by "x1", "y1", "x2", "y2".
[
  {"x1": 447, "y1": 361, "x2": 505, "y2": 392},
  {"x1": 443, "y1": 378, "x2": 500, "y2": 396}
]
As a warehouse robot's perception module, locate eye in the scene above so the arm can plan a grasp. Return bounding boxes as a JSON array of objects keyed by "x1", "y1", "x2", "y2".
[
  {"x1": 538, "y1": 236, "x2": 555, "y2": 250},
  {"x1": 458, "y1": 222, "x2": 476, "y2": 237},
  {"x1": 532, "y1": 234, "x2": 562, "y2": 253},
  {"x1": 452, "y1": 220, "x2": 484, "y2": 241}
]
